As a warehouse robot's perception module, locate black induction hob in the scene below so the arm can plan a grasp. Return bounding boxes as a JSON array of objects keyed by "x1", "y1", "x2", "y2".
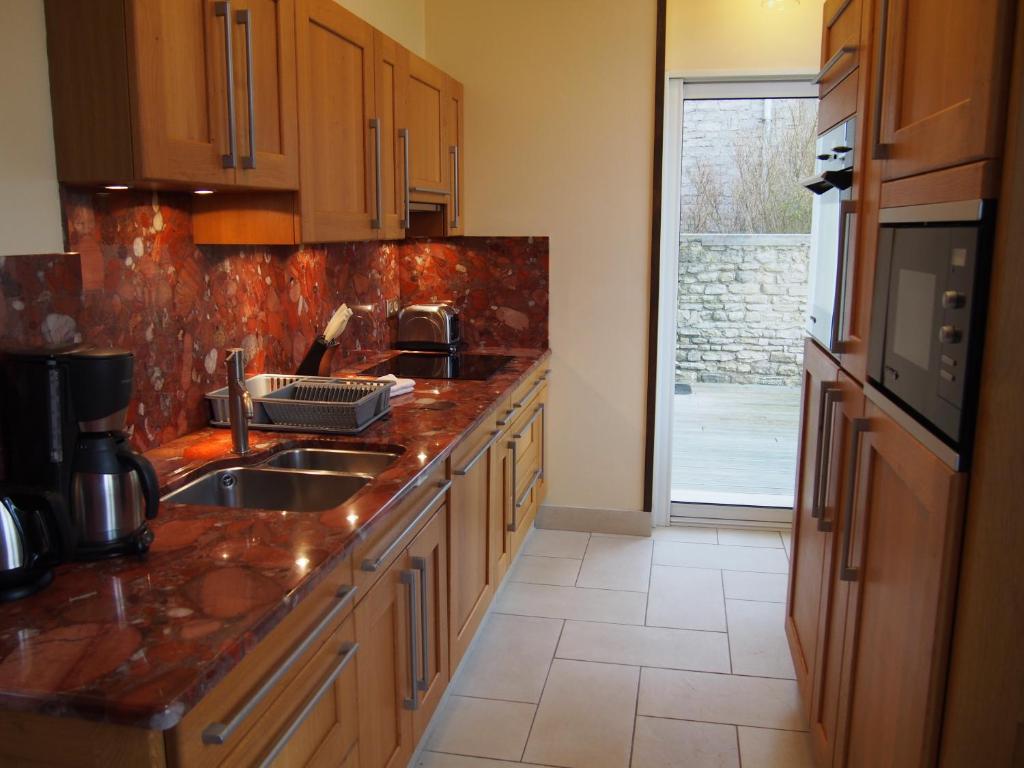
[{"x1": 360, "y1": 352, "x2": 513, "y2": 381}]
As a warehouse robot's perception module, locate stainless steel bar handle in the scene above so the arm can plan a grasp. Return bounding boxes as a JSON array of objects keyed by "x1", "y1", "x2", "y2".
[
  {"x1": 812, "y1": 45, "x2": 858, "y2": 84},
  {"x1": 515, "y1": 469, "x2": 542, "y2": 510},
  {"x1": 202, "y1": 585, "x2": 358, "y2": 745},
  {"x1": 454, "y1": 430, "x2": 502, "y2": 476},
  {"x1": 513, "y1": 403, "x2": 544, "y2": 441},
  {"x1": 410, "y1": 186, "x2": 450, "y2": 195},
  {"x1": 412, "y1": 555, "x2": 430, "y2": 692},
  {"x1": 401, "y1": 570, "x2": 420, "y2": 710},
  {"x1": 839, "y1": 418, "x2": 871, "y2": 582},
  {"x1": 815, "y1": 389, "x2": 843, "y2": 532},
  {"x1": 513, "y1": 374, "x2": 548, "y2": 410},
  {"x1": 830, "y1": 200, "x2": 859, "y2": 352},
  {"x1": 361, "y1": 481, "x2": 451, "y2": 572},
  {"x1": 214, "y1": 1, "x2": 237, "y2": 168},
  {"x1": 495, "y1": 408, "x2": 516, "y2": 427},
  {"x1": 236, "y1": 9, "x2": 256, "y2": 169},
  {"x1": 399, "y1": 128, "x2": 411, "y2": 229},
  {"x1": 871, "y1": 0, "x2": 892, "y2": 160},
  {"x1": 256, "y1": 642, "x2": 358, "y2": 768},
  {"x1": 506, "y1": 439, "x2": 519, "y2": 533},
  {"x1": 370, "y1": 118, "x2": 383, "y2": 229},
  {"x1": 449, "y1": 145, "x2": 460, "y2": 228},
  {"x1": 810, "y1": 384, "x2": 840, "y2": 521}
]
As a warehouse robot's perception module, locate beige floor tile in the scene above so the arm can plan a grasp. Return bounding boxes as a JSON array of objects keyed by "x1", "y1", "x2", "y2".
[
  {"x1": 653, "y1": 525, "x2": 718, "y2": 543},
  {"x1": 717, "y1": 529, "x2": 784, "y2": 548},
  {"x1": 653, "y1": 541, "x2": 790, "y2": 573},
  {"x1": 780, "y1": 530, "x2": 792, "y2": 558},
  {"x1": 726, "y1": 599, "x2": 795, "y2": 679},
  {"x1": 638, "y1": 668, "x2": 806, "y2": 730},
  {"x1": 453, "y1": 613, "x2": 562, "y2": 702},
  {"x1": 416, "y1": 752, "x2": 549, "y2": 768},
  {"x1": 738, "y1": 727, "x2": 815, "y2": 768},
  {"x1": 523, "y1": 659, "x2": 639, "y2": 768},
  {"x1": 646, "y1": 565, "x2": 726, "y2": 631},
  {"x1": 426, "y1": 695, "x2": 535, "y2": 761},
  {"x1": 631, "y1": 716, "x2": 739, "y2": 768},
  {"x1": 576, "y1": 534, "x2": 653, "y2": 592},
  {"x1": 722, "y1": 571, "x2": 789, "y2": 603},
  {"x1": 508, "y1": 554, "x2": 581, "y2": 586},
  {"x1": 524, "y1": 528, "x2": 590, "y2": 558},
  {"x1": 557, "y1": 620, "x2": 729, "y2": 672},
  {"x1": 495, "y1": 582, "x2": 647, "y2": 624}
]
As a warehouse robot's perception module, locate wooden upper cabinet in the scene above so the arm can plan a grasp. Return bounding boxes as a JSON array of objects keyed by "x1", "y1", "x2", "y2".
[
  {"x1": 230, "y1": 0, "x2": 300, "y2": 189},
  {"x1": 295, "y1": 0, "x2": 376, "y2": 242},
  {"x1": 785, "y1": 338, "x2": 841, "y2": 710},
  {"x1": 818, "y1": 0, "x2": 862, "y2": 96},
  {"x1": 407, "y1": 54, "x2": 449, "y2": 201},
  {"x1": 374, "y1": 31, "x2": 409, "y2": 240},
  {"x1": 445, "y1": 76, "x2": 465, "y2": 235},
  {"x1": 44, "y1": 0, "x2": 298, "y2": 189},
  {"x1": 834, "y1": 401, "x2": 966, "y2": 768},
  {"x1": 876, "y1": 0, "x2": 1016, "y2": 181}
]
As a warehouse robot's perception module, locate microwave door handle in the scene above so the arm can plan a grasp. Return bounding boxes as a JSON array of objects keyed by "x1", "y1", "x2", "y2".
[{"x1": 830, "y1": 199, "x2": 858, "y2": 354}]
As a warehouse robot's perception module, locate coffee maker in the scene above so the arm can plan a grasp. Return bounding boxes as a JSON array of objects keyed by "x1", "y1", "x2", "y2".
[{"x1": 0, "y1": 345, "x2": 159, "y2": 567}]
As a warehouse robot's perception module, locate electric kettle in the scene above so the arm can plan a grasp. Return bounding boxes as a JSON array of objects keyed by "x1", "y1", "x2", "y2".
[{"x1": 0, "y1": 490, "x2": 70, "y2": 600}]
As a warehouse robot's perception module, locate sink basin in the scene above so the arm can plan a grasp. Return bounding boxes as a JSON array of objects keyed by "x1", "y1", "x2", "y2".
[
  {"x1": 163, "y1": 467, "x2": 370, "y2": 513},
  {"x1": 263, "y1": 448, "x2": 399, "y2": 476}
]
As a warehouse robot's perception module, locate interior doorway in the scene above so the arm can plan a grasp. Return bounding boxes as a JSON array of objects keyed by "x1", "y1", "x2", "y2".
[{"x1": 653, "y1": 77, "x2": 819, "y2": 527}]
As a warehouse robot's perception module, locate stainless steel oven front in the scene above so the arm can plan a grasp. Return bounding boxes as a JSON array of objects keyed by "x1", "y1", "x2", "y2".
[{"x1": 867, "y1": 200, "x2": 994, "y2": 468}]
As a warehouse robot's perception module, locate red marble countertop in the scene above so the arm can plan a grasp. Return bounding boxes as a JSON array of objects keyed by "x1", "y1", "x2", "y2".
[{"x1": 0, "y1": 348, "x2": 550, "y2": 730}]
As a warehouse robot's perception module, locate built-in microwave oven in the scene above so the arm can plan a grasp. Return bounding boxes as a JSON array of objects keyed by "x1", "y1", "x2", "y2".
[{"x1": 867, "y1": 200, "x2": 995, "y2": 469}]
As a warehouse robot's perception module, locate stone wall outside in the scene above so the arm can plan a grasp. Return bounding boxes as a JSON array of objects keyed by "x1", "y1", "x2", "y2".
[{"x1": 676, "y1": 234, "x2": 809, "y2": 386}]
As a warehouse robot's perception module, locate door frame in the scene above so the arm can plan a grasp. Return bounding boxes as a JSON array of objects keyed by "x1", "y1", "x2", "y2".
[{"x1": 650, "y1": 74, "x2": 818, "y2": 527}]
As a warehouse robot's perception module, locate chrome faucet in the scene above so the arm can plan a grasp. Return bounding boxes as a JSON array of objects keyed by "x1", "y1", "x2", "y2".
[{"x1": 225, "y1": 348, "x2": 253, "y2": 455}]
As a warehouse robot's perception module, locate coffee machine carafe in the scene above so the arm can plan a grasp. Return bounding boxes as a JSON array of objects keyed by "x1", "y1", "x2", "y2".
[{"x1": 0, "y1": 345, "x2": 159, "y2": 561}]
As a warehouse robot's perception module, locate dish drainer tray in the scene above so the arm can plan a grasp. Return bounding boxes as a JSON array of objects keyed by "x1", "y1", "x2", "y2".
[{"x1": 206, "y1": 374, "x2": 392, "y2": 434}]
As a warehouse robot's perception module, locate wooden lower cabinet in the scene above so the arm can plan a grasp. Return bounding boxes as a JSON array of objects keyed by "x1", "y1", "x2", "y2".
[
  {"x1": 789, "y1": 368, "x2": 968, "y2": 768},
  {"x1": 408, "y1": 510, "x2": 449, "y2": 737}
]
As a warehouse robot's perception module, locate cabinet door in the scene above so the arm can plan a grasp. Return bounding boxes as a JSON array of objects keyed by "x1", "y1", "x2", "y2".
[
  {"x1": 877, "y1": 0, "x2": 1015, "y2": 181},
  {"x1": 449, "y1": 427, "x2": 501, "y2": 671},
  {"x1": 408, "y1": 507, "x2": 449, "y2": 739},
  {"x1": 807, "y1": 372, "x2": 864, "y2": 767},
  {"x1": 835, "y1": 402, "x2": 966, "y2": 767},
  {"x1": 231, "y1": 0, "x2": 299, "y2": 189},
  {"x1": 407, "y1": 54, "x2": 448, "y2": 200},
  {"x1": 295, "y1": 0, "x2": 377, "y2": 242},
  {"x1": 355, "y1": 552, "x2": 414, "y2": 768},
  {"x1": 785, "y1": 338, "x2": 840, "y2": 708},
  {"x1": 444, "y1": 76, "x2": 465, "y2": 235},
  {"x1": 373, "y1": 32, "x2": 408, "y2": 240},
  {"x1": 127, "y1": 0, "x2": 236, "y2": 185}
]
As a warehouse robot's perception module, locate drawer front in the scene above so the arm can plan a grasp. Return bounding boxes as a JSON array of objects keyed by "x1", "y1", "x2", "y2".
[
  {"x1": 353, "y1": 461, "x2": 448, "y2": 594},
  {"x1": 818, "y1": 67, "x2": 859, "y2": 134},
  {"x1": 508, "y1": 365, "x2": 550, "y2": 415},
  {"x1": 167, "y1": 556, "x2": 356, "y2": 768},
  {"x1": 818, "y1": 0, "x2": 862, "y2": 96},
  {"x1": 227, "y1": 614, "x2": 359, "y2": 768}
]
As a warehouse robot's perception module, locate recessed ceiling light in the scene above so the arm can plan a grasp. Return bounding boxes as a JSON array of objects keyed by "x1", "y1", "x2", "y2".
[
  {"x1": 104, "y1": 184, "x2": 130, "y2": 191},
  {"x1": 194, "y1": 189, "x2": 214, "y2": 195}
]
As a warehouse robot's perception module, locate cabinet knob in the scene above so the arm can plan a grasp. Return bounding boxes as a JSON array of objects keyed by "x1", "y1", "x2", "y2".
[
  {"x1": 938, "y1": 324, "x2": 963, "y2": 344},
  {"x1": 941, "y1": 290, "x2": 966, "y2": 309}
]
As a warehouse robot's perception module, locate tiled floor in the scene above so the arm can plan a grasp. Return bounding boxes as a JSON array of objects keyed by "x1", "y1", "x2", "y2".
[{"x1": 415, "y1": 525, "x2": 812, "y2": 768}]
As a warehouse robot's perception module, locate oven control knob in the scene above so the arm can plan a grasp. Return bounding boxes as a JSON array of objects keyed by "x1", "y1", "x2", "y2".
[
  {"x1": 939, "y1": 324, "x2": 963, "y2": 344},
  {"x1": 941, "y1": 290, "x2": 966, "y2": 309}
]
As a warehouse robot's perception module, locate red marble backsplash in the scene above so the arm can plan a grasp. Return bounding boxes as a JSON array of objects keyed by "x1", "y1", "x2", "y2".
[{"x1": 0, "y1": 189, "x2": 548, "y2": 451}]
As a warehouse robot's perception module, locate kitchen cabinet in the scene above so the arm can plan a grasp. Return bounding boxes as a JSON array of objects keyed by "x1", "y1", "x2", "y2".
[
  {"x1": 44, "y1": 0, "x2": 299, "y2": 189},
  {"x1": 874, "y1": 0, "x2": 1016, "y2": 183},
  {"x1": 506, "y1": 371, "x2": 549, "y2": 560},
  {"x1": 355, "y1": 487, "x2": 449, "y2": 768},
  {"x1": 374, "y1": 31, "x2": 410, "y2": 240},
  {"x1": 444, "y1": 77, "x2": 466, "y2": 235},
  {"x1": 785, "y1": 338, "x2": 841, "y2": 707},
  {"x1": 406, "y1": 54, "x2": 449, "y2": 202},
  {"x1": 816, "y1": 0, "x2": 862, "y2": 133}
]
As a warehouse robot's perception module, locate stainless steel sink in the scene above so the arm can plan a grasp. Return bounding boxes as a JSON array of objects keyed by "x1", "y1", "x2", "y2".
[
  {"x1": 263, "y1": 448, "x2": 399, "y2": 476},
  {"x1": 162, "y1": 467, "x2": 370, "y2": 513}
]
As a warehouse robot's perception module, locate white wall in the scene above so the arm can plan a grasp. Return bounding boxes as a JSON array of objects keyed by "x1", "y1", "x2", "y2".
[
  {"x1": 337, "y1": 0, "x2": 426, "y2": 57},
  {"x1": 425, "y1": 1, "x2": 658, "y2": 513},
  {"x1": 0, "y1": 0, "x2": 63, "y2": 255}
]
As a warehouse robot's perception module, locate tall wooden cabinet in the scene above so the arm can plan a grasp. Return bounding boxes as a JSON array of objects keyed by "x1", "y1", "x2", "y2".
[
  {"x1": 445, "y1": 77, "x2": 465, "y2": 236},
  {"x1": 44, "y1": 0, "x2": 299, "y2": 189}
]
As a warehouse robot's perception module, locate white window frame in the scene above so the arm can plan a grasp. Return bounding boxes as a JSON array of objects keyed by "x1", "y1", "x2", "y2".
[{"x1": 651, "y1": 75, "x2": 818, "y2": 528}]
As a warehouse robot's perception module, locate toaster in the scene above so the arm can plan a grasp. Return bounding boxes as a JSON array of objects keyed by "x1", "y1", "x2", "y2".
[{"x1": 396, "y1": 304, "x2": 461, "y2": 351}]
